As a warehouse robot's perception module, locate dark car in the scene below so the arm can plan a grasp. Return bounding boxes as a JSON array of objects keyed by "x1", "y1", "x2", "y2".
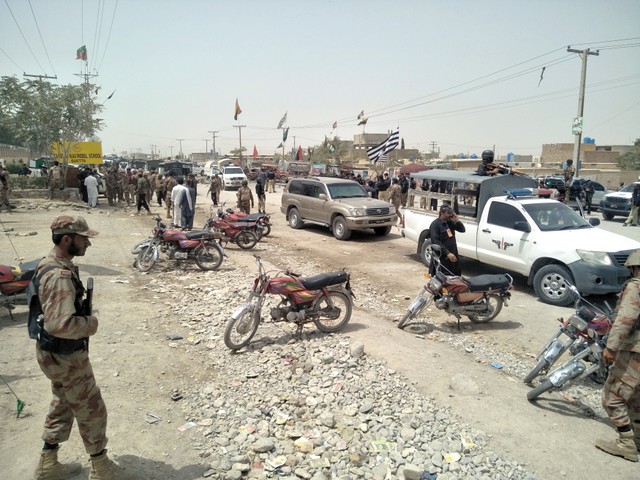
[{"x1": 600, "y1": 183, "x2": 636, "y2": 220}]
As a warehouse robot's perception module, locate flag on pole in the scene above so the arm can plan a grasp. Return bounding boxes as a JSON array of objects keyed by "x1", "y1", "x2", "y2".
[
  {"x1": 282, "y1": 127, "x2": 289, "y2": 143},
  {"x1": 357, "y1": 110, "x2": 364, "y2": 120},
  {"x1": 332, "y1": 121, "x2": 337, "y2": 129},
  {"x1": 234, "y1": 98, "x2": 242, "y2": 120},
  {"x1": 76, "y1": 45, "x2": 87, "y2": 61},
  {"x1": 277, "y1": 142, "x2": 283, "y2": 149},
  {"x1": 358, "y1": 116, "x2": 368, "y2": 126},
  {"x1": 106, "y1": 89, "x2": 116, "y2": 100},
  {"x1": 253, "y1": 145, "x2": 258, "y2": 159},
  {"x1": 297, "y1": 145, "x2": 303, "y2": 161},
  {"x1": 277, "y1": 112, "x2": 287, "y2": 129},
  {"x1": 367, "y1": 128, "x2": 400, "y2": 164}
]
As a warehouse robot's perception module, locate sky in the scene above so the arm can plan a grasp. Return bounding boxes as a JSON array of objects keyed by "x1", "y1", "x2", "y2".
[{"x1": 1, "y1": 0, "x2": 639, "y2": 159}]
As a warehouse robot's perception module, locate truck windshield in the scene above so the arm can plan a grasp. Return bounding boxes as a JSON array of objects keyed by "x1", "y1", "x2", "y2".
[
  {"x1": 225, "y1": 167, "x2": 243, "y2": 174},
  {"x1": 523, "y1": 203, "x2": 592, "y2": 231},
  {"x1": 328, "y1": 183, "x2": 368, "y2": 199}
]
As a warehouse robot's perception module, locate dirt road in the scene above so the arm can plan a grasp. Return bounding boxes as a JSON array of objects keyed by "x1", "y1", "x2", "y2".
[{"x1": 1, "y1": 186, "x2": 638, "y2": 479}]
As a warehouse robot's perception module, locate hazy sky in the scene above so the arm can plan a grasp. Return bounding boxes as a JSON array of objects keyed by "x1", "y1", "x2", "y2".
[{"x1": 1, "y1": 0, "x2": 639, "y2": 159}]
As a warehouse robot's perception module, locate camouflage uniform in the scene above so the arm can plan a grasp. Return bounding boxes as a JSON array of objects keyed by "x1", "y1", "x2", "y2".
[
  {"x1": 164, "y1": 175, "x2": 177, "y2": 219},
  {"x1": 124, "y1": 170, "x2": 136, "y2": 206},
  {"x1": 48, "y1": 165, "x2": 63, "y2": 199},
  {"x1": 236, "y1": 184, "x2": 254, "y2": 214},
  {"x1": 0, "y1": 165, "x2": 11, "y2": 211},
  {"x1": 106, "y1": 169, "x2": 118, "y2": 206},
  {"x1": 388, "y1": 183, "x2": 402, "y2": 212},
  {"x1": 563, "y1": 163, "x2": 575, "y2": 204},
  {"x1": 206, "y1": 175, "x2": 222, "y2": 206}
]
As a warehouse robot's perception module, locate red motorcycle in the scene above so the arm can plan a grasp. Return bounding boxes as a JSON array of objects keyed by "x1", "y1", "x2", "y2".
[
  {"x1": 203, "y1": 206, "x2": 260, "y2": 250},
  {"x1": 224, "y1": 255, "x2": 355, "y2": 350},
  {"x1": 221, "y1": 207, "x2": 272, "y2": 238},
  {"x1": 134, "y1": 216, "x2": 224, "y2": 272},
  {"x1": 1, "y1": 259, "x2": 40, "y2": 319}
]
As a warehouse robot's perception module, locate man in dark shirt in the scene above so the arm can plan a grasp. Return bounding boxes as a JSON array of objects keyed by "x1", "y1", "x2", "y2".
[
  {"x1": 429, "y1": 204, "x2": 466, "y2": 276},
  {"x1": 376, "y1": 173, "x2": 391, "y2": 201},
  {"x1": 398, "y1": 173, "x2": 409, "y2": 206}
]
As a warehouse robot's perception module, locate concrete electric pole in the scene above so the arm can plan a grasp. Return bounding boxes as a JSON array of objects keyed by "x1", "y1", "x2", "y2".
[
  {"x1": 176, "y1": 139, "x2": 185, "y2": 159},
  {"x1": 208, "y1": 130, "x2": 219, "y2": 159},
  {"x1": 203, "y1": 139, "x2": 209, "y2": 157},
  {"x1": 567, "y1": 46, "x2": 599, "y2": 177},
  {"x1": 234, "y1": 125, "x2": 246, "y2": 168}
]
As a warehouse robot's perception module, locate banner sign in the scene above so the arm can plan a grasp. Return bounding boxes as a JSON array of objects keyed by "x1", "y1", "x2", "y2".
[{"x1": 52, "y1": 141, "x2": 103, "y2": 165}]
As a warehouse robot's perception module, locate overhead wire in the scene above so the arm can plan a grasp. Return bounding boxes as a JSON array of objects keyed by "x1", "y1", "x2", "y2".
[
  {"x1": 26, "y1": 0, "x2": 57, "y2": 78},
  {"x1": 0, "y1": 45, "x2": 25, "y2": 72},
  {"x1": 90, "y1": 0, "x2": 105, "y2": 72},
  {"x1": 3, "y1": 0, "x2": 47, "y2": 74},
  {"x1": 96, "y1": 0, "x2": 119, "y2": 73}
]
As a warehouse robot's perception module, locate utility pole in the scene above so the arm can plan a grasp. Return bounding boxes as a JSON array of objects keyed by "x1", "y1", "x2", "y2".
[
  {"x1": 176, "y1": 139, "x2": 185, "y2": 159},
  {"x1": 23, "y1": 73, "x2": 57, "y2": 82},
  {"x1": 234, "y1": 125, "x2": 246, "y2": 168},
  {"x1": 208, "y1": 130, "x2": 219, "y2": 159},
  {"x1": 567, "y1": 46, "x2": 599, "y2": 177},
  {"x1": 149, "y1": 144, "x2": 157, "y2": 160},
  {"x1": 429, "y1": 141, "x2": 438, "y2": 154},
  {"x1": 203, "y1": 139, "x2": 209, "y2": 157},
  {"x1": 169, "y1": 145, "x2": 174, "y2": 159}
]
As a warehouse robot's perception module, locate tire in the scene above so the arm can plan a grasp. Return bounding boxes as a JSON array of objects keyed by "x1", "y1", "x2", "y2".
[
  {"x1": 602, "y1": 212, "x2": 614, "y2": 220},
  {"x1": 527, "y1": 379, "x2": 555, "y2": 401},
  {"x1": 262, "y1": 224, "x2": 271, "y2": 237},
  {"x1": 332, "y1": 216, "x2": 352, "y2": 241},
  {"x1": 533, "y1": 264, "x2": 574, "y2": 306},
  {"x1": 224, "y1": 308, "x2": 260, "y2": 350},
  {"x1": 523, "y1": 358, "x2": 550, "y2": 384},
  {"x1": 195, "y1": 244, "x2": 223, "y2": 271},
  {"x1": 419, "y1": 238, "x2": 435, "y2": 267},
  {"x1": 288, "y1": 208, "x2": 303, "y2": 229},
  {"x1": 235, "y1": 231, "x2": 258, "y2": 250},
  {"x1": 313, "y1": 291, "x2": 352, "y2": 332},
  {"x1": 467, "y1": 294, "x2": 503, "y2": 323},
  {"x1": 135, "y1": 245, "x2": 157, "y2": 272},
  {"x1": 374, "y1": 226, "x2": 392, "y2": 236}
]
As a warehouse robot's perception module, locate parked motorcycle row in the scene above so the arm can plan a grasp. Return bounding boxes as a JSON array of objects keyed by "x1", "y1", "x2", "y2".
[{"x1": 397, "y1": 244, "x2": 616, "y2": 403}]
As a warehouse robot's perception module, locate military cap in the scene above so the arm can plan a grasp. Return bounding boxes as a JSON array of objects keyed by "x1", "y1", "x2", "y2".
[{"x1": 50, "y1": 215, "x2": 98, "y2": 237}]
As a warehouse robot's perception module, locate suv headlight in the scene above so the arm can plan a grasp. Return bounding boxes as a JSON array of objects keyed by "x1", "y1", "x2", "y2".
[
  {"x1": 576, "y1": 249, "x2": 612, "y2": 266},
  {"x1": 389, "y1": 205, "x2": 396, "y2": 214},
  {"x1": 348, "y1": 207, "x2": 367, "y2": 216}
]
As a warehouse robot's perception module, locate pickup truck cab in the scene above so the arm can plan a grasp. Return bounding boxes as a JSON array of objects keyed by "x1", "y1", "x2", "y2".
[
  {"x1": 222, "y1": 165, "x2": 248, "y2": 190},
  {"x1": 401, "y1": 170, "x2": 640, "y2": 306}
]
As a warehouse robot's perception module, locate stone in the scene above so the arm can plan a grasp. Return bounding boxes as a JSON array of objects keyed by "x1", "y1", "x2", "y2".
[
  {"x1": 350, "y1": 342, "x2": 365, "y2": 358},
  {"x1": 449, "y1": 374, "x2": 480, "y2": 396},
  {"x1": 253, "y1": 438, "x2": 275, "y2": 453},
  {"x1": 402, "y1": 464, "x2": 423, "y2": 480}
]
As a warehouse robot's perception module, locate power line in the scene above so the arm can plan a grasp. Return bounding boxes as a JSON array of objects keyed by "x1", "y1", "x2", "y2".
[
  {"x1": 3, "y1": 0, "x2": 47, "y2": 74},
  {"x1": 27, "y1": 0, "x2": 57, "y2": 78},
  {"x1": 0, "y1": 45, "x2": 24, "y2": 72},
  {"x1": 96, "y1": 0, "x2": 119, "y2": 73}
]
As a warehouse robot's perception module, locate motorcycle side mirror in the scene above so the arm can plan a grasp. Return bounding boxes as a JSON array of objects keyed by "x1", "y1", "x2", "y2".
[{"x1": 512, "y1": 221, "x2": 531, "y2": 233}]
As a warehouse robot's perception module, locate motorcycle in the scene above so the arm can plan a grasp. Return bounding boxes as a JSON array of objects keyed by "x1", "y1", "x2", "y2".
[
  {"x1": 397, "y1": 244, "x2": 512, "y2": 330},
  {"x1": 135, "y1": 216, "x2": 224, "y2": 272},
  {"x1": 203, "y1": 206, "x2": 260, "y2": 250},
  {"x1": 224, "y1": 255, "x2": 354, "y2": 350},
  {"x1": 524, "y1": 286, "x2": 612, "y2": 401},
  {"x1": 0, "y1": 258, "x2": 41, "y2": 319},
  {"x1": 222, "y1": 208, "x2": 272, "y2": 238}
]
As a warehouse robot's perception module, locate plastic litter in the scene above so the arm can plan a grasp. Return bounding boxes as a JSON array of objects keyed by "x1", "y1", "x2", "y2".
[
  {"x1": 421, "y1": 472, "x2": 437, "y2": 480},
  {"x1": 171, "y1": 392, "x2": 183, "y2": 401},
  {"x1": 177, "y1": 421, "x2": 196, "y2": 431},
  {"x1": 490, "y1": 362, "x2": 503, "y2": 369}
]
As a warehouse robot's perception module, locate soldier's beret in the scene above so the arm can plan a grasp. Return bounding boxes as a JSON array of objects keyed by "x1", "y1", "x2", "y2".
[{"x1": 51, "y1": 215, "x2": 98, "y2": 237}]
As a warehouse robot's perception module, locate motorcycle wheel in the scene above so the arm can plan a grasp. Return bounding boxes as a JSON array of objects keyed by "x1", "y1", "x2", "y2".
[
  {"x1": 224, "y1": 308, "x2": 260, "y2": 350},
  {"x1": 135, "y1": 245, "x2": 157, "y2": 272},
  {"x1": 236, "y1": 231, "x2": 258, "y2": 250},
  {"x1": 527, "y1": 379, "x2": 555, "y2": 401},
  {"x1": 313, "y1": 291, "x2": 352, "y2": 333},
  {"x1": 467, "y1": 294, "x2": 503, "y2": 323},
  {"x1": 262, "y1": 224, "x2": 271, "y2": 237},
  {"x1": 398, "y1": 293, "x2": 434, "y2": 329},
  {"x1": 195, "y1": 244, "x2": 223, "y2": 271},
  {"x1": 523, "y1": 358, "x2": 550, "y2": 384}
]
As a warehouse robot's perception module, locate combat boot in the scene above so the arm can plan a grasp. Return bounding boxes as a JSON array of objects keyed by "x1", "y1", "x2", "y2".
[
  {"x1": 595, "y1": 430, "x2": 638, "y2": 462},
  {"x1": 33, "y1": 446, "x2": 82, "y2": 480},
  {"x1": 89, "y1": 450, "x2": 133, "y2": 480},
  {"x1": 633, "y1": 420, "x2": 640, "y2": 452}
]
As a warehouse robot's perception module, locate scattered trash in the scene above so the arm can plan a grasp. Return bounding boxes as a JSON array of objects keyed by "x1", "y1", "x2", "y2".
[
  {"x1": 562, "y1": 393, "x2": 576, "y2": 403},
  {"x1": 460, "y1": 434, "x2": 476, "y2": 449},
  {"x1": 166, "y1": 334, "x2": 183, "y2": 341},
  {"x1": 145, "y1": 412, "x2": 161, "y2": 424},
  {"x1": 421, "y1": 472, "x2": 437, "y2": 480},
  {"x1": 246, "y1": 372, "x2": 259, "y2": 379},
  {"x1": 177, "y1": 421, "x2": 196, "y2": 432},
  {"x1": 369, "y1": 440, "x2": 397, "y2": 454},
  {"x1": 490, "y1": 362, "x2": 503, "y2": 369},
  {"x1": 444, "y1": 452, "x2": 461, "y2": 462},
  {"x1": 264, "y1": 455, "x2": 287, "y2": 471},
  {"x1": 0, "y1": 374, "x2": 25, "y2": 418},
  {"x1": 197, "y1": 418, "x2": 213, "y2": 426},
  {"x1": 109, "y1": 279, "x2": 130, "y2": 284},
  {"x1": 171, "y1": 392, "x2": 183, "y2": 401}
]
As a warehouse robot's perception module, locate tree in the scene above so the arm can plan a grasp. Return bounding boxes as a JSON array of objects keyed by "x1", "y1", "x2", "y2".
[
  {"x1": 0, "y1": 76, "x2": 104, "y2": 182},
  {"x1": 617, "y1": 138, "x2": 640, "y2": 171}
]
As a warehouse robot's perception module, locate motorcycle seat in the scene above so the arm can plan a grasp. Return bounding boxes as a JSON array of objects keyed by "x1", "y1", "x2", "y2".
[
  {"x1": 300, "y1": 271, "x2": 348, "y2": 290},
  {"x1": 465, "y1": 274, "x2": 511, "y2": 292},
  {"x1": 185, "y1": 230, "x2": 215, "y2": 240}
]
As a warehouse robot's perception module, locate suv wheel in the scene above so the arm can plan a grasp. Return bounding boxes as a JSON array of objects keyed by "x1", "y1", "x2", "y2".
[
  {"x1": 288, "y1": 208, "x2": 304, "y2": 229},
  {"x1": 332, "y1": 216, "x2": 352, "y2": 240}
]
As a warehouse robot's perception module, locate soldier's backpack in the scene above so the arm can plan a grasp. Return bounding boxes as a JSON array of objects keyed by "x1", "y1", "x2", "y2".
[{"x1": 26, "y1": 265, "x2": 57, "y2": 340}]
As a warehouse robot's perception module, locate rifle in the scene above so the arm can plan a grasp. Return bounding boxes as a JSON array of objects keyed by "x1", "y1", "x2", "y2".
[
  {"x1": 486, "y1": 163, "x2": 528, "y2": 177},
  {"x1": 83, "y1": 277, "x2": 94, "y2": 316}
]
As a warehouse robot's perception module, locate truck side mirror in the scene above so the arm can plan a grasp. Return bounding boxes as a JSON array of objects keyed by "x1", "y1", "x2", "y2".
[
  {"x1": 319, "y1": 193, "x2": 327, "y2": 201},
  {"x1": 588, "y1": 217, "x2": 600, "y2": 226},
  {"x1": 513, "y1": 221, "x2": 531, "y2": 233}
]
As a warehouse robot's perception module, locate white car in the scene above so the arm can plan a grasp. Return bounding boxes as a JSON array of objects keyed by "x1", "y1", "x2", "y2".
[{"x1": 222, "y1": 166, "x2": 247, "y2": 190}]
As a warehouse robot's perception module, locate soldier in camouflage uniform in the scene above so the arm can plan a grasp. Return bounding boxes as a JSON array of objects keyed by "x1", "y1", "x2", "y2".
[
  {"x1": 595, "y1": 249, "x2": 640, "y2": 462},
  {"x1": 105, "y1": 168, "x2": 118, "y2": 206},
  {"x1": 164, "y1": 172, "x2": 177, "y2": 219},
  {"x1": 236, "y1": 180, "x2": 254, "y2": 214},
  {"x1": 33, "y1": 216, "x2": 132, "y2": 479},
  {"x1": 48, "y1": 161, "x2": 63, "y2": 200}
]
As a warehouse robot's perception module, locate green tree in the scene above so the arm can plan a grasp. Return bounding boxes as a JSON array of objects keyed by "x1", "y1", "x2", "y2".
[{"x1": 617, "y1": 138, "x2": 640, "y2": 170}]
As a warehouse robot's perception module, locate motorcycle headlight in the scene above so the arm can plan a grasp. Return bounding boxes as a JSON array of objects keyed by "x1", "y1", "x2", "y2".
[
  {"x1": 348, "y1": 207, "x2": 367, "y2": 216},
  {"x1": 568, "y1": 314, "x2": 588, "y2": 332},
  {"x1": 576, "y1": 250, "x2": 612, "y2": 266},
  {"x1": 428, "y1": 276, "x2": 443, "y2": 291}
]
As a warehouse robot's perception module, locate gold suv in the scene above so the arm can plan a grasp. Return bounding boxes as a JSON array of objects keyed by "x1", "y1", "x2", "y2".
[{"x1": 280, "y1": 177, "x2": 398, "y2": 240}]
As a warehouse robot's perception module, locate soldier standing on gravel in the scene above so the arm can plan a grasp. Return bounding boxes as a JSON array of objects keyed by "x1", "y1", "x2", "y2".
[
  {"x1": 595, "y1": 249, "x2": 640, "y2": 462},
  {"x1": 48, "y1": 161, "x2": 63, "y2": 200},
  {"x1": 0, "y1": 163, "x2": 13, "y2": 212},
  {"x1": 105, "y1": 168, "x2": 118, "y2": 206},
  {"x1": 236, "y1": 180, "x2": 254, "y2": 214},
  {"x1": 33, "y1": 216, "x2": 132, "y2": 479}
]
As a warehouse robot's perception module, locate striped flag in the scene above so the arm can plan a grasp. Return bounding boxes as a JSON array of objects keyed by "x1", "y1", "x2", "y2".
[
  {"x1": 367, "y1": 128, "x2": 400, "y2": 164},
  {"x1": 234, "y1": 98, "x2": 242, "y2": 120},
  {"x1": 277, "y1": 112, "x2": 287, "y2": 129}
]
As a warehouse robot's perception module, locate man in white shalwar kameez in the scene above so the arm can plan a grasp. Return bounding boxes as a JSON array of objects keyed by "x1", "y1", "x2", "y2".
[
  {"x1": 171, "y1": 177, "x2": 190, "y2": 227},
  {"x1": 84, "y1": 171, "x2": 99, "y2": 208}
]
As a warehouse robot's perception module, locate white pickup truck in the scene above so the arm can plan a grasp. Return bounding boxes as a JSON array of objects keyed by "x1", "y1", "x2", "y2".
[{"x1": 401, "y1": 170, "x2": 640, "y2": 306}]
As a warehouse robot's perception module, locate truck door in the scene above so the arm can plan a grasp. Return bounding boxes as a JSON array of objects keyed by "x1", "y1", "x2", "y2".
[
  {"x1": 476, "y1": 202, "x2": 531, "y2": 274},
  {"x1": 300, "y1": 181, "x2": 329, "y2": 224}
]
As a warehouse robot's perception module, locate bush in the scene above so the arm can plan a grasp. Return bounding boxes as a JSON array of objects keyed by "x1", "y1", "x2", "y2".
[{"x1": 9, "y1": 176, "x2": 48, "y2": 189}]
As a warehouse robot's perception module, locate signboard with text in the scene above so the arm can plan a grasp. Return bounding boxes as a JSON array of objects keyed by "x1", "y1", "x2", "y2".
[{"x1": 51, "y1": 141, "x2": 103, "y2": 165}]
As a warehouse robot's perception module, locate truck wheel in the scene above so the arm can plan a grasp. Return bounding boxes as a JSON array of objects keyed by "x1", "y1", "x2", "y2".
[
  {"x1": 332, "y1": 216, "x2": 352, "y2": 240},
  {"x1": 533, "y1": 264, "x2": 574, "y2": 306},
  {"x1": 374, "y1": 226, "x2": 392, "y2": 236},
  {"x1": 419, "y1": 238, "x2": 433, "y2": 267},
  {"x1": 288, "y1": 208, "x2": 304, "y2": 229},
  {"x1": 602, "y1": 212, "x2": 614, "y2": 220}
]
